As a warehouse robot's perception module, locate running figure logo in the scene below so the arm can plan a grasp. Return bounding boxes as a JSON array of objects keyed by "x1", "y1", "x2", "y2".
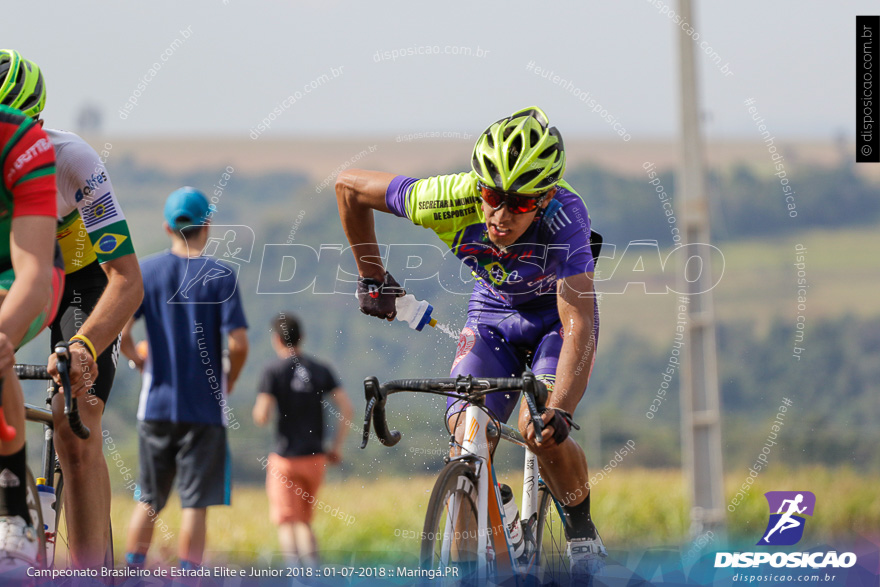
[
  {"x1": 169, "y1": 225, "x2": 255, "y2": 304},
  {"x1": 758, "y1": 491, "x2": 816, "y2": 546}
]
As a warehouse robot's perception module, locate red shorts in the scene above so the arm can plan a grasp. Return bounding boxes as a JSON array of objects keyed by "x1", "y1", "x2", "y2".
[{"x1": 266, "y1": 453, "x2": 327, "y2": 525}]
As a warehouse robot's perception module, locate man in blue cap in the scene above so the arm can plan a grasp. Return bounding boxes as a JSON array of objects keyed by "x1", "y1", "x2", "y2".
[{"x1": 119, "y1": 187, "x2": 249, "y2": 571}]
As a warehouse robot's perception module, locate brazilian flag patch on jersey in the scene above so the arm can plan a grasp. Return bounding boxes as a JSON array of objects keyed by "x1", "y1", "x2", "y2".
[
  {"x1": 96, "y1": 233, "x2": 128, "y2": 254},
  {"x1": 485, "y1": 261, "x2": 508, "y2": 285}
]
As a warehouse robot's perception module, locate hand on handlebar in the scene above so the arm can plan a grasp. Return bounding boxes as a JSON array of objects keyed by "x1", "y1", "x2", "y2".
[
  {"x1": 521, "y1": 405, "x2": 580, "y2": 452},
  {"x1": 48, "y1": 343, "x2": 97, "y2": 399},
  {"x1": 521, "y1": 408, "x2": 560, "y2": 450}
]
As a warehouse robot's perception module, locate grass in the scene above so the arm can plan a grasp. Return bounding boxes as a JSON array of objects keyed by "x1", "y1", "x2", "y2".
[{"x1": 106, "y1": 466, "x2": 879, "y2": 567}]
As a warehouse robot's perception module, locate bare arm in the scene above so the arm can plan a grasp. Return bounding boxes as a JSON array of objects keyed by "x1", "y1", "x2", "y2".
[
  {"x1": 118, "y1": 316, "x2": 142, "y2": 369},
  {"x1": 552, "y1": 272, "x2": 597, "y2": 414},
  {"x1": 82, "y1": 254, "x2": 143, "y2": 355},
  {"x1": 0, "y1": 216, "x2": 56, "y2": 362},
  {"x1": 326, "y1": 387, "x2": 353, "y2": 462},
  {"x1": 226, "y1": 327, "x2": 249, "y2": 393},
  {"x1": 523, "y1": 272, "x2": 597, "y2": 447},
  {"x1": 252, "y1": 392, "x2": 274, "y2": 426},
  {"x1": 47, "y1": 254, "x2": 144, "y2": 393},
  {"x1": 335, "y1": 169, "x2": 397, "y2": 280}
]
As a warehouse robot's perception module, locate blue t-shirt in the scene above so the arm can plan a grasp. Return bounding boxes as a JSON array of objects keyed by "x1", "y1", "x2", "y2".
[
  {"x1": 135, "y1": 251, "x2": 248, "y2": 425},
  {"x1": 385, "y1": 172, "x2": 595, "y2": 308}
]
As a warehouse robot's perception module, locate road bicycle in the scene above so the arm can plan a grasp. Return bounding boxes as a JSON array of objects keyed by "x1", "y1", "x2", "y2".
[
  {"x1": 0, "y1": 342, "x2": 113, "y2": 569},
  {"x1": 360, "y1": 370, "x2": 576, "y2": 584}
]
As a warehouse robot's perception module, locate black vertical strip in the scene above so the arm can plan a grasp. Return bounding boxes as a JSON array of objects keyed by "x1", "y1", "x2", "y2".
[{"x1": 857, "y1": 15, "x2": 880, "y2": 163}]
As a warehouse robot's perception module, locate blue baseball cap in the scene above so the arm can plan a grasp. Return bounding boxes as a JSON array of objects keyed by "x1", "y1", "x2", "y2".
[{"x1": 164, "y1": 187, "x2": 210, "y2": 230}]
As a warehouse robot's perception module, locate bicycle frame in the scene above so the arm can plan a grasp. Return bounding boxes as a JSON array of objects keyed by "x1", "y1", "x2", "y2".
[
  {"x1": 443, "y1": 402, "x2": 543, "y2": 579},
  {"x1": 361, "y1": 372, "x2": 552, "y2": 580},
  {"x1": 24, "y1": 382, "x2": 61, "y2": 566}
]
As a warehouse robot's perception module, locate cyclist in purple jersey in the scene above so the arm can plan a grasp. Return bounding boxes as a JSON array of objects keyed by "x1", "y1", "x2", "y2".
[{"x1": 336, "y1": 107, "x2": 606, "y2": 576}]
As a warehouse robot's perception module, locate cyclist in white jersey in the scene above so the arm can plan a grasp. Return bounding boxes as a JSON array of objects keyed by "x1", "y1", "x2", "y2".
[{"x1": 0, "y1": 49, "x2": 144, "y2": 569}]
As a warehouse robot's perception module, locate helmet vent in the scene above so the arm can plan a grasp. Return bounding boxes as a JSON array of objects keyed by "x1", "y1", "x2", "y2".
[
  {"x1": 536, "y1": 174, "x2": 557, "y2": 189},
  {"x1": 508, "y1": 135, "x2": 522, "y2": 168},
  {"x1": 483, "y1": 156, "x2": 501, "y2": 186},
  {"x1": 539, "y1": 145, "x2": 557, "y2": 159},
  {"x1": 502, "y1": 125, "x2": 515, "y2": 140},
  {"x1": 486, "y1": 131, "x2": 494, "y2": 149},
  {"x1": 512, "y1": 168, "x2": 541, "y2": 191},
  {"x1": 3, "y1": 78, "x2": 24, "y2": 106},
  {"x1": 529, "y1": 129, "x2": 540, "y2": 146},
  {"x1": 19, "y1": 75, "x2": 43, "y2": 110}
]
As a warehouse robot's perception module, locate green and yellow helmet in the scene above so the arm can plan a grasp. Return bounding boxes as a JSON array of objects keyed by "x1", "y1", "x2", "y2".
[
  {"x1": 471, "y1": 106, "x2": 565, "y2": 194},
  {"x1": 0, "y1": 49, "x2": 47, "y2": 118}
]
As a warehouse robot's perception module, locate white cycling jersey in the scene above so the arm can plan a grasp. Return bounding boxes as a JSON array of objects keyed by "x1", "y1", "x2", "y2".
[{"x1": 45, "y1": 128, "x2": 134, "y2": 274}]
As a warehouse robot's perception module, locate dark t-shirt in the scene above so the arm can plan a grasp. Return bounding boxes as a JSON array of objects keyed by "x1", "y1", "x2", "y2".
[
  {"x1": 258, "y1": 353, "x2": 340, "y2": 457},
  {"x1": 135, "y1": 251, "x2": 248, "y2": 425}
]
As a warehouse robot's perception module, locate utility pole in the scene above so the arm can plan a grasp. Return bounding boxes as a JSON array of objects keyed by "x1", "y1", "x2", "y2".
[{"x1": 676, "y1": 0, "x2": 726, "y2": 538}]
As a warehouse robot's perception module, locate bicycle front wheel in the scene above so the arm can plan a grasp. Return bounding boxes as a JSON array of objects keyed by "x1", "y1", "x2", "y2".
[
  {"x1": 420, "y1": 460, "x2": 482, "y2": 576},
  {"x1": 535, "y1": 484, "x2": 571, "y2": 584}
]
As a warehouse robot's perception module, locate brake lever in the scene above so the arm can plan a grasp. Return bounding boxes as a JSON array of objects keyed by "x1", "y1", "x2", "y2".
[
  {"x1": 360, "y1": 397, "x2": 376, "y2": 449},
  {"x1": 55, "y1": 342, "x2": 90, "y2": 439},
  {"x1": 522, "y1": 372, "x2": 544, "y2": 444}
]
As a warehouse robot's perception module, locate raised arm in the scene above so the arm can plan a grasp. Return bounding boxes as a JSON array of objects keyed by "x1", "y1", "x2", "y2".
[{"x1": 334, "y1": 169, "x2": 396, "y2": 280}]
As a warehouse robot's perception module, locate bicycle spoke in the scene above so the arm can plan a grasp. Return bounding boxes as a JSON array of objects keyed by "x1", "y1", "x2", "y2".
[{"x1": 536, "y1": 486, "x2": 571, "y2": 583}]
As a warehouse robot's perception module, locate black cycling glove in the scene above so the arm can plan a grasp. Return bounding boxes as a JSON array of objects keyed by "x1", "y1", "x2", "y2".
[
  {"x1": 357, "y1": 272, "x2": 405, "y2": 319},
  {"x1": 545, "y1": 408, "x2": 581, "y2": 445}
]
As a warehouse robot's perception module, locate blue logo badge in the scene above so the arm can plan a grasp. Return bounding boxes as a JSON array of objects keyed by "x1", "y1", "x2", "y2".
[{"x1": 758, "y1": 491, "x2": 816, "y2": 546}]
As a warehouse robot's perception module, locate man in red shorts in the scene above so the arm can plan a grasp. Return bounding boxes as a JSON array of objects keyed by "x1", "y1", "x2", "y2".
[{"x1": 252, "y1": 313, "x2": 353, "y2": 569}]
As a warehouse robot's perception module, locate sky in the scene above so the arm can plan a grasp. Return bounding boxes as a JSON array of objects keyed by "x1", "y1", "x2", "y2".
[{"x1": 4, "y1": 1, "x2": 871, "y2": 140}]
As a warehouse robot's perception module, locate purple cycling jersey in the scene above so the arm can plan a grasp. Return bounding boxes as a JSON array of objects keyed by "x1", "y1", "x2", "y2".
[
  {"x1": 385, "y1": 173, "x2": 594, "y2": 309},
  {"x1": 385, "y1": 172, "x2": 599, "y2": 422}
]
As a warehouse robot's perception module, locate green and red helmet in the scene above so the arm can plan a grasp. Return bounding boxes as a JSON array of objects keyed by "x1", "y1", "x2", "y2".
[
  {"x1": 471, "y1": 106, "x2": 565, "y2": 195},
  {"x1": 0, "y1": 49, "x2": 47, "y2": 118}
]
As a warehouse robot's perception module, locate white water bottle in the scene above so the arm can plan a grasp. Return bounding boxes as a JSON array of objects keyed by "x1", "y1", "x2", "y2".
[
  {"x1": 394, "y1": 294, "x2": 436, "y2": 331},
  {"x1": 35, "y1": 478, "x2": 56, "y2": 553},
  {"x1": 499, "y1": 483, "x2": 525, "y2": 558}
]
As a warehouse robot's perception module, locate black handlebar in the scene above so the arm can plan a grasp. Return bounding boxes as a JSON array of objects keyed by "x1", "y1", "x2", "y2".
[
  {"x1": 12, "y1": 364, "x2": 53, "y2": 380},
  {"x1": 360, "y1": 372, "x2": 549, "y2": 449},
  {"x1": 10, "y1": 342, "x2": 90, "y2": 439}
]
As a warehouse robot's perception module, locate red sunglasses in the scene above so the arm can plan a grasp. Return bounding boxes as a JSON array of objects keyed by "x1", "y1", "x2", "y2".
[{"x1": 477, "y1": 183, "x2": 549, "y2": 214}]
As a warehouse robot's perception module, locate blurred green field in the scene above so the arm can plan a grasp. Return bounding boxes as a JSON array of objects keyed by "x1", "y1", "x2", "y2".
[
  {"x1": 597, "y1": 224, "x2": 880, "y2": 344},
  {"x1": 108, "y1": 466, "x2": 879, "y2": 567}
]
